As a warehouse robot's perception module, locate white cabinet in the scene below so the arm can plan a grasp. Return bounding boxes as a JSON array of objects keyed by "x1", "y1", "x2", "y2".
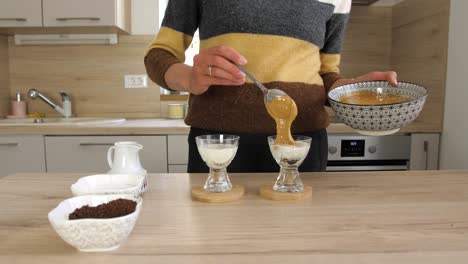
[
  {"x1": 0, "y1": 0, "x2": 129, "y2": 33},
  {"x1": 410, "y1": 133, "x2": 440, "y2": 170},
  {"x1": 169, "y1": 165, "x2": 188, "y2": 173},
  {"x1": 168, "y1": 135, "x2": 188, "y2": 173},
  {"x1": 43, "y1": 0, "x2": 128, "y2": 30},
  {"x1": 168, "y1": 135, "x2": 189, "y2": 165},
  {"x1": 0, "y1": 0, "x2": 43, "y2": 27},
  {"x1": 131, "y1": 0, "x2": 159, "y2": 35},
  {"x1": 0, "y1": 136, "x2": 46, "y2": 177},
  {"x1": 45, "y1": 136, "x2": 167, "y2": 173}
]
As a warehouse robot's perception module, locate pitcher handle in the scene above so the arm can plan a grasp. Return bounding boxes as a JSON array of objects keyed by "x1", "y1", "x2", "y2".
[{"x1": 107, "y1": 146, "x2": 115, "y2": 169}]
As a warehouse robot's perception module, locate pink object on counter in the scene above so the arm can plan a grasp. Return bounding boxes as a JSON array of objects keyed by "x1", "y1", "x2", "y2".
[
  {"x1": 6, "y1": 115, "x2": 26, "y2": 119},
  {"x1": 10, "y1": 101, "x2": 27, "y2": 118}
]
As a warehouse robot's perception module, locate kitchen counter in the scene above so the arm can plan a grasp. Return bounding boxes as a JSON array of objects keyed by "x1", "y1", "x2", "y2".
[
  {"x1": 1, "y1": 171, "x2": 467, "y2": 263},
  {"x1": 0, "y1": 118, "x2": 440, "y2": 135}
]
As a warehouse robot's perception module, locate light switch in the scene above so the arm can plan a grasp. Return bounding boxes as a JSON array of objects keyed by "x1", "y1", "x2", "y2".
[{"x1": 125, "y1": 75, "x2": 148, "y2": 89}]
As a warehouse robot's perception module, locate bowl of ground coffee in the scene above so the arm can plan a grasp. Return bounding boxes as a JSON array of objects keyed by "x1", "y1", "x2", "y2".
[{"x1": 48, "y1": 194, "x2": 142, "y2": 252}]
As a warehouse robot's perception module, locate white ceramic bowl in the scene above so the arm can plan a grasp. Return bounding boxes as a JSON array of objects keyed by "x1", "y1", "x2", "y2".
[
  {"x1": 48, "y1": 194, "x2": 143, "y2": 252},
  {"x1": 71, "y1": 174, "x2": 145, "y2": 196}
]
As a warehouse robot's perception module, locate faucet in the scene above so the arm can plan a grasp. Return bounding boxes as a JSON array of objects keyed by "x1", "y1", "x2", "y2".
[{"x1": 28, "y1": 89, "x2": 73, "y2": 118}]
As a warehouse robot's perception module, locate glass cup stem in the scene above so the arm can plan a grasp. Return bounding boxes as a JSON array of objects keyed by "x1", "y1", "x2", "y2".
[
  {"x1": 204, "y1": 168, "x2": 232, "y2": 193},
  {"x1": 273, "y1": 166, "x2": 304, "y2": 193}
]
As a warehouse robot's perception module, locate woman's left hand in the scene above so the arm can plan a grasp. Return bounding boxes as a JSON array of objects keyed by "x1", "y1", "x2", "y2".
[{"x1": 331, "y1": 71, "x2": 398, "y2": 90}]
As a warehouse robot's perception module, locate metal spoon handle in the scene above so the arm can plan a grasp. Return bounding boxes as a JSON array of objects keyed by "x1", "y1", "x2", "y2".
[{"x1": 237, "y1": 65, "x2": 268, "y2": 95}]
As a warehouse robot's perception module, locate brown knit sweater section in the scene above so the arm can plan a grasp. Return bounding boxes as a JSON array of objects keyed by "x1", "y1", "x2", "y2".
[{"x1": 145, "y1": 49, "x2": 341, "y2": 134}]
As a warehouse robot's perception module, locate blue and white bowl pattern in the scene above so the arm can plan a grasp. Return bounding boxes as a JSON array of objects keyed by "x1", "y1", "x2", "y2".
[{"x1": 328, "y1": 81, "x2": 428, "y2": 132}]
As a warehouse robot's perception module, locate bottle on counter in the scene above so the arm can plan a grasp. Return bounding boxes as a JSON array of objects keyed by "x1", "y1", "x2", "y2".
[
  {"x1": 60, "y1": 91, "x2": 73, "y2": 118},
  {"x1": 8, "y1": 91, "x2": 27, "y2": 119},
  {"x1": 168, "y1": 103, "x2": 185, "y2": 119}
]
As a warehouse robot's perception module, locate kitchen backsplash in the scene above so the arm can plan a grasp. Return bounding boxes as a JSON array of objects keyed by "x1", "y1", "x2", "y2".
[
  {"x1": 0, "y1": 1, "x2": 450, "y2": 136},
  {"x1": 391, "y1": 0, "x2": 449, "y2": 132},
  {"x1": 8, "y1": 35, "x2": 161, "y2": 118},
  {"x1": 341, "y1": 7, "x2": 392, "y2": 78},
  {"x1": 3, "y1": 7, "x2": 392, "y2": 119},
  {"x1": 0, "y1": 36, "x2": 9, "y2": 117}
]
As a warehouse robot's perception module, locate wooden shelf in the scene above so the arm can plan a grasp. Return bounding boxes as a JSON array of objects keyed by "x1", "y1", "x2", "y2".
[{"x1": 160, "y1": 94, "x2": 189, "y2": 101}]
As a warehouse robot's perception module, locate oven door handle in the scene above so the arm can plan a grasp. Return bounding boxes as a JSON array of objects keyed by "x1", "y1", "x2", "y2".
[{"x1": 326, "y1": 165, "x2": 408, "y2": 171}]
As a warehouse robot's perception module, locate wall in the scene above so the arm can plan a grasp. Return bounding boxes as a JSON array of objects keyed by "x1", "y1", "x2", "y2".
[
  {"x1": 158, "y1": 0, "x2": 168, "y2": 27},
  {"x1": 6, "y1": 6, "x2": 393, "y2": 119},
  {"x1": 8, "y1": 35, "x2": 161, "y2": 118},
  {"x1": 0, "y1": 35, "x2": 9, "y2": 117},
  {"x1": 440, "y1": 0, "x2": 468, "y2": 169},
  {"x1": 325, "y1": 6, "x2": 392, "y2": 120},
  {"x1": 341, "y1": 6, "x2": 392, "y2": 77},
  {"x1": 391, "y1": 0, "x2": 450, "y2": 132}
]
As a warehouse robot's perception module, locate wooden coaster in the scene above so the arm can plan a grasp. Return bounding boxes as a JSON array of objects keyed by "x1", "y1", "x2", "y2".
[
  {"x1": 191, "y1": 185, "x2": 245, "y2": 203},
  {"x1": 259, "y1": 185, "x2": 312, "y2": 201}
]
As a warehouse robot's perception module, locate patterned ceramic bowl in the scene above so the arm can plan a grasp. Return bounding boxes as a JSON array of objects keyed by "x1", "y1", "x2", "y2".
[
  {"x1": 48, "y1": 194, "x2": 142, "y2": 252},
  {"x1": 328, "y1": 81, "x2": 428, "y2": 136}
]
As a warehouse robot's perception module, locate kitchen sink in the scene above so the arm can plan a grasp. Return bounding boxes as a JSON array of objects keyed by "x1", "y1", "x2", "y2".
[{"x1": 0, "y1": 118, "x2": 126, "y2": 126}]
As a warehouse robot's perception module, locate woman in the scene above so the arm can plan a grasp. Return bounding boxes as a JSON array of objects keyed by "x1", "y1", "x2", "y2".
[{"x1": 145, "y1": 0, "x2": 398, "y2": 173}]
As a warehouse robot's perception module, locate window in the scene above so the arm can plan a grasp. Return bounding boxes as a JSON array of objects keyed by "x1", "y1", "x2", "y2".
[{"x1": 184, "y1": 30, "x2": 200, "y2": 66}]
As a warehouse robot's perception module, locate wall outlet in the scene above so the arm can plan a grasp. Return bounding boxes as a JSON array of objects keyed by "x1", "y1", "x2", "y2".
[{"x1": 125, "y1": 75, "x2": 148, "y2": 88}]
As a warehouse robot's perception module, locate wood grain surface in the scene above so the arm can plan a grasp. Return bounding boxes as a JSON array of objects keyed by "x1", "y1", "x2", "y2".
[
  {"x1": 341, "y1": 6, "x2": 392, "y2": 78},
  {"x1": 8, "y1": 35, "x2": 161, "y2": 118},
  {"x1": 259, "y1": 184, "x2": 312, "y2": 201},
  {"x1": 1, "y1": 171, "x2": 468, "y2": 263},
  {"x1": 0, "y1": 36, "x2": 9, "y2": 118},
  {"x1": 191, "y1": 185, "x2": 245, "y2": 203},
  {"x1": 391, "y1": 0, "x2": 450, "y2": 133}
]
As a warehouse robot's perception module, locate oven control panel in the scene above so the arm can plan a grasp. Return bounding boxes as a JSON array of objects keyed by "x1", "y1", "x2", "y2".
[
  {"x1": 341, "y1": 140, "x2": 365, "y2": 157},
  {"x1": 327, "y1": 135, "x2": 411, "y2": 161}
]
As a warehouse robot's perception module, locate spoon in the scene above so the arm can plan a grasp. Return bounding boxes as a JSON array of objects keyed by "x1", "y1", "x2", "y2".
[{"x1": 237, "y1": 65, "x2": 288, "y2": 104}]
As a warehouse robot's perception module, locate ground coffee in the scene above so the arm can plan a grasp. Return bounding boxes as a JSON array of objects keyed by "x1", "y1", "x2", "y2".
[{"x1": 69, "y1": 198, "x2": 137, "y2": 220}]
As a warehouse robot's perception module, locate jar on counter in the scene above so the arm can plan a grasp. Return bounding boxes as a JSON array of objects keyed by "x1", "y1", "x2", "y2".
[{"x1": 168, "y1": 104, "x2": 185, "y2": 119}]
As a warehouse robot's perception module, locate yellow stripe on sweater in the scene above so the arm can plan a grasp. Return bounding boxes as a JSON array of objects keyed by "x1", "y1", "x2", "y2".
[
  {"x1": 147, "y1": 29, "x2": 338, "y2": 85},
  {"x1": 147, "y1": 26, "x2": 193, "y2": 62},
  {"x1": 201, "y1": 33, "x2": 324, "y2": 85},
  {"x1": 320, "y1": 53, "x2": 341, "y2": 74}
]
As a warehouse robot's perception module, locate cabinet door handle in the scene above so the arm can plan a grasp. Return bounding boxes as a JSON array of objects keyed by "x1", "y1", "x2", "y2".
[
  {"x1": 424, "y1": 140, "x2": 429, "y2": 170},
  {"x1": 0, "y1": 18, "x2": 27, "y2": 22},
  {"x1": 79, "y1": 143, "x2": 114, "y2": 146},
  {"x1": 0, "y1": 143, "x2": 19, "y2": 147},
  {"x1": 56, "y1": 17, "x2": 101, "y2": 22}
]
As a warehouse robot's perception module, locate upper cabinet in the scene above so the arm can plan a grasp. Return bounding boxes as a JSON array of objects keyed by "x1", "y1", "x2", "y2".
[
  {"x1": 0, "y1": 0, "x2": 43, "y2": 27},
  {"x1": 131, "y1": 0, "x2": 160, "y2": 35},
  {"x1": 0, "y1": 0, "x2": 130, "y2": 34},
  {"x1": 43, "y1": 0, "x2": 128, "y2": 29}
]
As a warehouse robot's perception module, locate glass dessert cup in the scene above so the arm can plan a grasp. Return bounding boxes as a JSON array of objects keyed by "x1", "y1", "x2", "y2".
[
  {"x1": 196, "y1": 134, "x2": 240, "y2": 193},
  {"x1": 268, "y1": 135, "x2": 312, "y2": 193}
]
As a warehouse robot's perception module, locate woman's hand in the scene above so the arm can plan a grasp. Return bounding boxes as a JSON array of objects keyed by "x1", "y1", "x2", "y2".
[
  {"x1": 189, "y1": 45, "x2": 247, "y2": 95},
  {"x1": 331, "y1": 71, "x2": 398, "y2": 90}
]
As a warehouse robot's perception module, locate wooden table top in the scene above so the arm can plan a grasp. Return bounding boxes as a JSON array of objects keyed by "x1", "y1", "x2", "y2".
[{"x1": 1, "y1": 171, "x2": 467, "y2": 263}]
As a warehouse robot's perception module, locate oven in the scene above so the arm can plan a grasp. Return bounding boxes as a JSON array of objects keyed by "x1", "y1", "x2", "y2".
[{"x1": 326, "y1": 135, "x2": 411, "y2": 171}]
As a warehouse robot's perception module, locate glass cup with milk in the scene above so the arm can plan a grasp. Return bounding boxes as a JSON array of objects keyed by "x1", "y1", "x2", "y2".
[
  {"x1": 196, "y1": 135, "x2": 240, "y2": 193},
  {"x1": 268, "y1": 135, "x2": 312, "y2": 193}
]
